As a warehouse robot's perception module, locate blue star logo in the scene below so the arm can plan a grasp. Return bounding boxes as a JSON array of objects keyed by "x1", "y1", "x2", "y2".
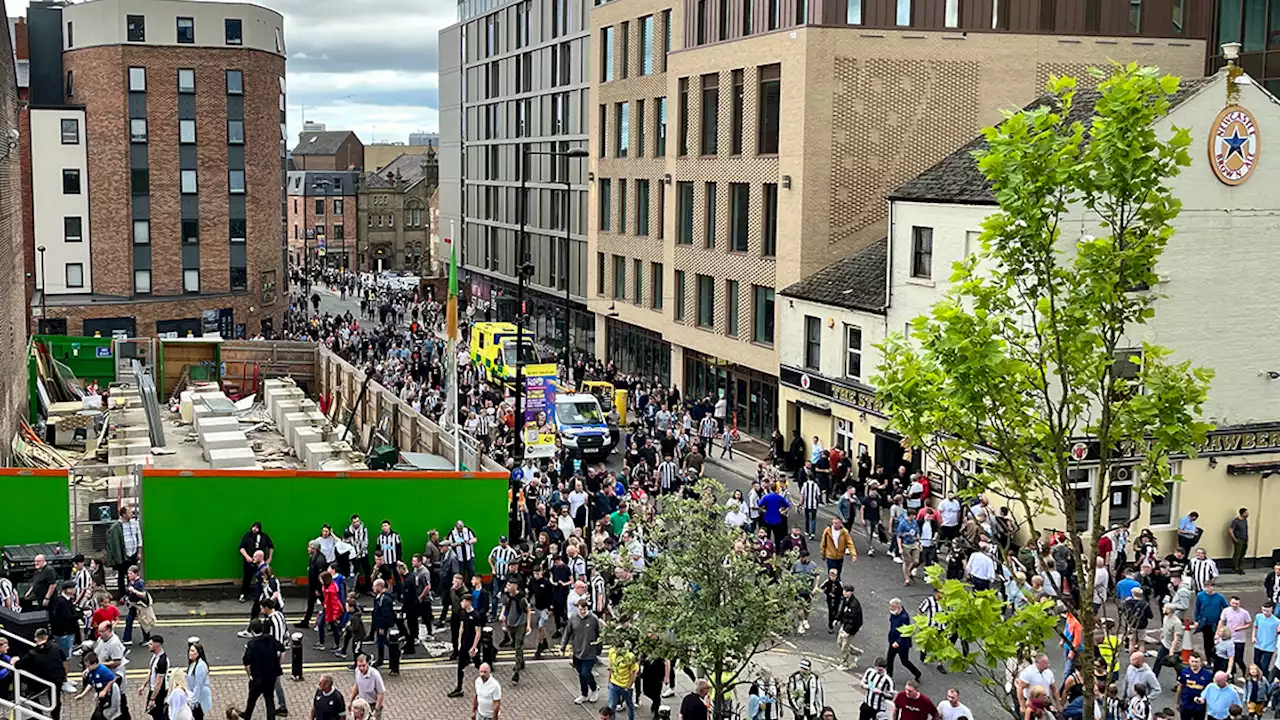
[{"x1": 1223, "y1": 127, "x2": 1249, "y2": 160}]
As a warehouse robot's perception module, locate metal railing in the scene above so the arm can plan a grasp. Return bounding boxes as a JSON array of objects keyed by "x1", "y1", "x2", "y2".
[{"x1": 0, "y1": 654, "x2": 58, "y2": 720}]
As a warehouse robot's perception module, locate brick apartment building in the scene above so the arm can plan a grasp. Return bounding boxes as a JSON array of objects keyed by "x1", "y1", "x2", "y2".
[
  {"x1": 291, "y1": 130, "x2": 364, "y2": 171},
  {"x1": 585, "y1": 0, "x2": 1212, "y2": 438},
  {"x1": 286, "y1": 170, "x2": 359, "y2": 273},
  {"x1": 0, "y1": 0, "x2": 29, "y2": 461},
  {"x1": 23, "y1": 0, "x2": 287, "y2": 338}
]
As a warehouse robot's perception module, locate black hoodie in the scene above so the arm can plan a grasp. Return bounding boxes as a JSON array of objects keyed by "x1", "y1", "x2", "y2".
[{"x1": 16, "y1": 641, "x2": 67, "y2": 686}]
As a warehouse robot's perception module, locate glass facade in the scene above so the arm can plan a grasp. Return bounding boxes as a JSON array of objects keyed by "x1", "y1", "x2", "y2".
[
  {"x1": 606, "y1": 317, "x2": 672, "y2": 385},
  {"x1": 1213, "y1": 0, "x2": 1280, "y2": 97},
  {"x1": 683, "y1": 348, "x2": 778, "y2": 438},
  {"x1": 465, "y1": 272, "x2": 596, "y2": 358}
]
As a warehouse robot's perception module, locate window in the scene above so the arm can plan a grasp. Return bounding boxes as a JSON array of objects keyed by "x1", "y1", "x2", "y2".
[
  {"x1": 182, "y1": 219, "x2": 199, "y2": 244},
  {"x1": 848, "y1": 0, "x2": 863, "y2": 22},
  {"x1": 315, "y1": 199, "x2": 325, "y2": 215},
  {"x1": 758, "y1": 64, "x2": 781, "y2": 154},
  {"x1": 656, "y1": 97, "x2": 668, "y2": 156},
  {"x1": 616, "y1": 102, "x2": 629, "y2": 157},
  {"x1": 633, "y1": 258, "x2": 643, "y2": 305},
  {"x1": 945, "y1": 0, "x2": 960, "y2": 26},
  {"x1": 179, "y1": 119, "x2": 195, "y2": 143},
  {"x1": 677, "y1": 181, "x2": 694, "y2": 244},
  {"x1": 601, "y1": 26, "x2": 615, "y2": 82},
  {"x1": 231, "y1": 266, "x2": 247, "y2": 290},
  {"x1": 658, "y1": 178, "x2": 666, "y2": 239},
  {"x1": 64, "y1": 217, "x2": 82, "y2": 242},
  {"x1": 730, "y1": 70, "x2": 744, "y2": 154},
  {"x1": 1129, "y1": 0, "x2": 1142, "y2": 32},
  {"x1": 227, "y1": 119, "x2": 244, "y2": 144},
  {"x1": 229, "y1": 170, "x2": 246, "y2": 193},
  {"x1": 621, "y1": 21, "x2": 630, "y2": 78},
  {"x1": 651, "y1": 262, "x2": 664, "y2": 309},
  {"x1": 752, "y1": 285, "x2": 775, "y2": 343},
  {"x1": 597, "y1": 252, "x2": 606, "y2": 295},
  {"x1": 60, "y1": 118, "x2": 79, "y2": 144},
  {"x1": 62, "y1": 169, "x2": 81, "y2": 194},
  {"x1": 613, "y1": 254, "x2": 626, "y2": 299},
  {"x1": 697, "y1": 274, "x2": 715, "y2": 328},
  {"x1": 131, "y1": 169, "x2": 149, "y2": 194},
  {"x1": 636, "y1": 180, "x2": 651, "y2": 236},
  {"x1": 178, "y1": 68, "x2": 195, "y2": 93},
  {"x1": 66, "y1": 21, "x2": 73, "y2": 48},
  {"x1": 599, "y1": 179, "x2": 612, "y2": 231},
  {"x1": 845, "y1": 324, "x2": 863, "y2": 379},
  {"x1": 743, "y1": 0, "x2": 754, "y2": 33},
  {"x1": 133, "y1": 220, "x2": 150, "y2": 244},
  {"x1": 804, "y1": 315, "x2": 821, "y2": 369},
  {"x1": 226, "y1": 70, "x2": 243, "y2": 94},
  {"x1": 1113, "y1": 348, "x2": 1144, "y2": 397},
  {"x1": 896, "y1": 0, "x2": 912, "y2": 24},
  {"x1": 334, "y1": 199, "x2": 343, "y2": 215},
  {"x1": 675, "y1": 270, "x2": 687, "y2": 321},
  {"x1": 768, "y1": 0, "x2": 780, "y2": 29},
  {"x1": 729, "y1": 183, "x2": 749, "y2": 252},
  {"x1": 225, "y1": 18, "x2": 242, "y2": 45},
  {"x1": 127, "y1": 14, "x2": 145, "y2": 42},
  {"x1": 993, "y1": 0, "x2": 1008, "y2": 27},
  {"x1": 637, "y1": 99, "x2": 646, "y2": 156},
  {"x1": 911, "y1": 226, "x2": 933, "y2": 279},
  {"x1": 640, "y1": 15, "x2": 654, "y2": 74},
  {"x1": 704, "y1": 182, "x2": 717, "y2": 248},
  {"x1": 126, "y1": 118, "x2": 146, "y2": 143},
  {"x1": 135, "y1": 269, "x2": 151, "y2": 294},
  {"x1": 230, "y1": 219, "x2": 246, "y2": 242},
  {"x1": 662, "y1": 9, "x2": 671, "y2": 67},
  {"x1": 1171, "y1": 0, "x2": 1183, "y2": 31},
  {"x1": 181, "y1": 169, "x2": 197, "y2": 194},
  {"x1": 176, "y1": 17, "x2": 194, "y2": 43},
  {"x1": 797, "y1": 0, "x2": 808, "y2": 22},
  {"x1": 701, "y1": 74, "x2": 719, "y2": 156},
  {"x1": 599, "y1": 104, "x2": 608, "y2": 157},
  {"x1": 65, "y1": 70, "x2": 73, "y2": 97},
  {"x1": 678, "y1": 78, "x2": 689, "y2": 156},
  {"x1": 1148, "y1": 466, "x2": 1179, "y2": 525},
  {"x1": 762, "y1": 183, "x2": 778, "y2": 256},
  {"x1": 726, "y1": 279, "x2": 740, "y2": 336},
  {"x1": 619, "y1": 179, "x2": 628, "y2": 233},
  {"x1": 696, "y1": 0, "x2": 707, "y2": 43},
  {"x1": 184, "y1": 269, "x2": 200, "y2": 294},
  {"x1": 129, "y1": 67, "x2": 146, "y2": 91},
  {"x1": 65, "y1": 263, "x2": 84, "y2": 289},
  {"x1": 274, "y1": 27, "x2": 283, "y2": 53}
]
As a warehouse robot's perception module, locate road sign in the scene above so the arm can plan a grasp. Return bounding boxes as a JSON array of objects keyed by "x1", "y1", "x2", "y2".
[
  {"x1": 511, "y1": 467, "x2": 524, "y2": 483},
  {"x1": 1070, "y1": 442, "x2": 1089, "y2": 461}
]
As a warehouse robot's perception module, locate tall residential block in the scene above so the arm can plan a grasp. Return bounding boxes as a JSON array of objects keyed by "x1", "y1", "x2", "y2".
[
  {"x1": 438, "y1": 0, "x2": 597, "y2": 357},
  {"x1": 24, "y1": 0, "x2": 286, "y2": 338},
  {"x1": 588, "y1": 0, "x2": 1211, "y2": 438}
]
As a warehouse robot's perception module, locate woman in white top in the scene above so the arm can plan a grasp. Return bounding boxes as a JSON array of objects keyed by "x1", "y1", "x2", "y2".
[
  {"x1": 568, "y1": 480, "x2": 589, "y2": 528},
  {"x1": 165, "y1": 667, "x2": 196, "y2": 720},
  {"x1": 186, "y1": 642, "x2": 212, "y2": 720}
]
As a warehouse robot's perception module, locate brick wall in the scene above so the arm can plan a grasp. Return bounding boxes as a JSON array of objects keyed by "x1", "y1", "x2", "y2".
[
  {"x1": 59, "y1": 43, "x2": 285, "y2": 335},
  {"x1": 286, "y1": 193, "x2": 358, "y2": 263},
  {"x1": 0, "y1": 0, "x2": 28, "y2": 460}
]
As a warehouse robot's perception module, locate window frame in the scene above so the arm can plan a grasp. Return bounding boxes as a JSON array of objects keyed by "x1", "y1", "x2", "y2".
[
  {"x1": 752, "y1": 285, "x2": 775, "y2": 344},
  {"x1": 128, "y1": 67, "x2": 146, "y2": 91},
  {"x1": 225, "y1": 18, "x2": 243, "y2": 45},
  {"x1": 133, "y1": 220, "x2": 150, "y2": 245},
  {"x1": 229, "y1": 169, "x2": 246, "y2": 194},
  {"x1": 726, "y1": 279, "x2": 740, "y2": 336},
  {"x1": 64, "y1": 216, "x2": 83, "y2": 243},
  {"x1": 911, "y1": 226, "x2": 934, "y2": 279},
  {"x1": 60, "y1": 118, "x2": 79, "y2": 145},
  {"x1": 126, "y1": 14, "x2": 145, "y2": 42},
  {"x1": 804, "y1": 315, "x2": 821, "y2": 370},
  {"x1": 177, "y1": 68, "x2": 196, "y2": 94},
  {"x1": 179, "y1": 119, "x2": 196, "y2": 144},
  {"x1": 65, "y1": 263, "x2": 85, "y2": 289},
  {"x1": 180, "y1": 169, "x2": 198, "y2": 194},
  {"x1": 844, "y1": 323, "x2": 863, "y2": 380},
  {"x1": 62, "y1": 169, "x2": 81, "y2": 195},
  {"x1": 183, "y1": 268, "x2": 201, "y2": 294},
  {"x1": 176, "y1": 16, "x2": 195, "y2": 44},
  {"x1": 696, "y1": 273, "x2": 715, "y2": 328},
  {"x1": 134, "y1": 269, "x2": 152, "y2": 295},
  {"x1": 226, "y1": 70, "x2": 244, "y2": 95}
]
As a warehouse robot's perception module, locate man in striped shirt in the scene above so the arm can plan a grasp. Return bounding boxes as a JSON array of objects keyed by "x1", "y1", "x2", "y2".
[
  {"x1": 347, "y1": 515, "x2": 370, "y2": 593},
  {"x1": 261, "y1": 598, "x2": 290, "y2": 716},
  {"x1": 859, "y1": 657, "x2": 895, "y2": 720},
  {"x1": 1190, "y1": 547, "x2": 1220, "y2": 592},
  {"x1": 376, "y1": 521, "x2": 402, "y2": 567},
  {"x1": 657, "y1": 457, "x2": 679, "y2": 495},
  {"x1": 800, "y1": 476, "x2": 822, "y2": 539},
  {"x1": 488, "y1": 538, "x2": 517, "y2": 621},
  {"x1": 450, "y1": 521, "x2": 478, "y2": 581}
]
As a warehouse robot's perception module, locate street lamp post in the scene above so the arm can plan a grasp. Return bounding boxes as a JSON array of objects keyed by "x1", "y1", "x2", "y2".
[
  {"x1": 36, "y1": 245, "x2": 46, "y2": 333},
  {"x1": 522, "y1": 145, "x2": 589, "y2": 376}
]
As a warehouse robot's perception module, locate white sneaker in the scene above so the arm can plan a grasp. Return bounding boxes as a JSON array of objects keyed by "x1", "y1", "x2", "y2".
[
  {"x1": 236, "y1": 630, "x2": 254, "y2": 638},
  {"x1": 797, "y1": 624, "x2": 806, "y2": 634},
  {"x1": 911, "y1": 568, "x2": 919, "y2": 577},
  {"x1": 893, "y1": 557, "x2": 904, "y2": 564},
  {"x1": 661, "y1": 688, "x2": 675, "y2": 698},
  {"x1": 574, "y1": 696, "x2": 588, "y2": 705},
  {"x1": 61, "y1": 683, "x2": 77, "y2": 693},
  {"x1": 588, "y1": 690, "x2": 599, "y2": 703}
]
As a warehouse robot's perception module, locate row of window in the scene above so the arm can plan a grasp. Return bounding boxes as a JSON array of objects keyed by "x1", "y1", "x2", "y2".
[
  {"x1": 596, "y1": 177, "x2": 779, "y2": 258},
  {"x1": 802, "y1": 316, "x2": 865, "y2": 381},
  {"x1": 293, "y1": 198, "x2": 345, "y2": 215},
  {"x1": 595, "y1": 253, "x2": 777, "y2": 343},
  {"x1": 293, "y1": 224, "x2": 346, "y2": 240},
  {"x1": 114, "y1": 14, "x2": 282, "y2": 51},
  {"x1": 600, "y1": 11, "x2": 672, "y2": 83},
  {"x1": 129, "y1": 67, "x2": 243, "y2": 95}
]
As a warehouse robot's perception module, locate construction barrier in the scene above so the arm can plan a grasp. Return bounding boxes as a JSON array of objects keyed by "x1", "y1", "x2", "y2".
[{"x1": 0, "y1": 468, "x2": 72, "y2": 547}]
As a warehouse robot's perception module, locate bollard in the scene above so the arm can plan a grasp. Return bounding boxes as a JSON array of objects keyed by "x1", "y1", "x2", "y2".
[
  {"x1": 388, "y1": 628, "x2": 401, "y2": 676},
  {"x1": 480, "y1": 626, "x2": 496, "y2": 667},
  {"x1": 290, "y1": 632, "x2": 304, "y2": 680}
]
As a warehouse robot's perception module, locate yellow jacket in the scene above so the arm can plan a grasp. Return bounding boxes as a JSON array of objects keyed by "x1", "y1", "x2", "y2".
[{"x1": 820, "y1": 526, "x2": 856, "y2": 561}]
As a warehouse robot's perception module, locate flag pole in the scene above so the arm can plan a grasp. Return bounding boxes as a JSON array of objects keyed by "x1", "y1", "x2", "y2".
[{"x1": 447, "y1": 220, "x2": 461, "y2": 471}]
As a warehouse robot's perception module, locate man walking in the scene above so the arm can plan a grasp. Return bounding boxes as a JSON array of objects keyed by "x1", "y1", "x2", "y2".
[
  {"x1": 886, "y1": 599, "x2": 923, "y2": 684},
  {"x1": 347, "y1": 515, "x2": 370, "y2": 593},
  {"x1": 370, "y1": 579, "x2": 395, "y2": 668},
  {"x1": 350, "y1": 654, "x2": 385, "y2": 720},
  {"x1": 139, "y1": 635, "x2": 168, "y2": 720},
  {"x1": 473, "y1": 663, "x2": 501, "y2": 720},
  {"x1": 449, "y1": 521, "x2": 478, "y2": 580},
  {"x1": 242, "y1": 619, "x2": 285, "y2": 720},
  {"x1": 50, "y1": 581, "x2": 80, "y2": 690},
  {"x1": 820, "y1": 519, "x2": 857, "y2": 578},
  {"x1": 261, "y1": 599, "x2": 290, "y2": 716},
  {"x1": 1190, "y1": 548, "x2": 1220, "y2": 592},
  {"x1": 487, "y1": 538, "x2": 516, "y2": 620},
  {"x1": 891, "y1": 680, "x2": 940, "y2": 720},
  {"x1": 607, "y1": 642, "x2": 640, "y2": 720},
  {"x1": 785, "y1": 659, "x2": 825, "y2": 720},
  {"x1": 1194, "y1": 582, "x2": 1227, "y2": 659},
  {"x1": 859, "y1": 657, "x2": 895, "y2": 720},
  {"x1": 561, "y1": 598, "x2": 602, "y2": 705},
  {"x1": 758, "y1": 483, "x2": 791, "y2": 546},
  {"x1": 106, "y1": 504, "x2": 142, "y2": 598},
  {"x1": 297, "y1": 542, "x2": 325, "y2": 629},
  {"x1": 1228, "y1": 508, "x2": 1249, "y2": 575},
  {"x1": 446, "y1": 595, "x2": 484, "y2": 699},
  {"x1": 499, "y1": 579, "x2": 531, "y2": 683},
  {"x1": 799, "y1": 474, "x2": 821, "y2": 540}
]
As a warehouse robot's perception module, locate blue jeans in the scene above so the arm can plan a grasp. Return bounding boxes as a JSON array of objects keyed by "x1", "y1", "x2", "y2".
[
  {"x1": 490, "y1": 576, "x2": 506, "y2": 619},
  {"x1": 608, "y1": 685, "x2": 635, "y2": 720},
  {"x1": 56, "y1": 634, "x2": 74, "y2": 658},
  {"x1": 804, "y1": 509, "x2": 818, "y2": 535},
  {"x1": 573, "y1": 657, "x2": 598, "y2": 697},
  {"x1": 825, "y1": 558, "x2": 844, "y2": 577}
]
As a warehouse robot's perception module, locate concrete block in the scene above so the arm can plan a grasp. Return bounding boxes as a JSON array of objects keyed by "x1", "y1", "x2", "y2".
[
  {"x1": 117, "y1": 426, "x2": 151, "y2": 439},
  {"x1": 274, "y1": 399, "x2": 303, "y2": 427},
  {"x1": 263, "y1": 386, "x2": 297, "y2": 415},
  {"x1": 304, "y1": 441, "x2": 352, "y2": 470},
  {"x1": 200, "y1": 429, "x2": 248, "y2": 453},
  {"x1": 208, "y1": 447, "x2": 258, "y2": 469},
  {"x1": 196, "y1": 416, "x2": 240, "y2": 435},
  {"x1": 283, "y1": 411, "x2": 324, "y2": 447}
]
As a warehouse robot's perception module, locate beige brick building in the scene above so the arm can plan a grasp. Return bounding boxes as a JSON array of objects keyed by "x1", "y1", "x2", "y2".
[
  {"x1": 357, "y1": 151, "x2": 439, "y2": 274},
  {"x1": 588, "y1": 0, "x2": 1210, "y2": 437}
]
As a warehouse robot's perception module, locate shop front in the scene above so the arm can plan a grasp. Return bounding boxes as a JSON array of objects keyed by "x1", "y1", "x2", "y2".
[
  {"x1": 606, "y1": 318, "x2": 671, "y2": 386},
  {"x1": 465, "y1": 272, "x2": 595, "y2": 360},
  {"x1": 684, "y1": 349, "x2": 778, "y2": 439}
]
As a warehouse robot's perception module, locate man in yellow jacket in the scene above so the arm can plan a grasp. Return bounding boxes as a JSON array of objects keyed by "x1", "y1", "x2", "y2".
[{"x1": 819, "y1": 518, "x2": 857, "y2": 578}]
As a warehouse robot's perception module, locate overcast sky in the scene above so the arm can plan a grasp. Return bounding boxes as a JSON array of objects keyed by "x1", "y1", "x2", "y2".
[{"x1": 8, "y1": 0, "x2": 451, "y2": 144}]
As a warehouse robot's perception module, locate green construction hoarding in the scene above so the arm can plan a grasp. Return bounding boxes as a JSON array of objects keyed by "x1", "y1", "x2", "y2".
[{"x1": 0, "y1": 469, "x2": 71, "y2": 547}]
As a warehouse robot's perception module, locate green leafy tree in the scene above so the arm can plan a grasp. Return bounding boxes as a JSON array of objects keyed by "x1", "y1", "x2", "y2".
[
  {"x1": 874, "y1": 63, "x2": 1213, "y2": 720},
  {"x1": 599, "y1": 479, "x2": 810, "y2": 720}
]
